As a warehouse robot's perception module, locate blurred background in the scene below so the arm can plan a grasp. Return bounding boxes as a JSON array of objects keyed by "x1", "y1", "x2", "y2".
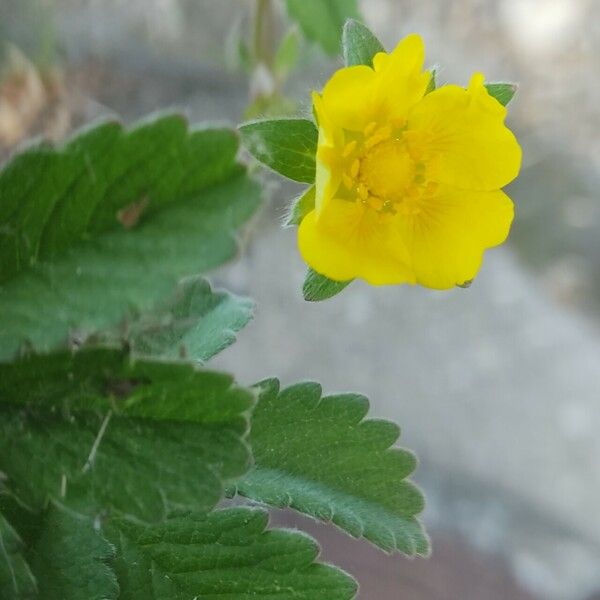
[{"x1": 1, "y1": 1, "x2": 599, "y2": 598}]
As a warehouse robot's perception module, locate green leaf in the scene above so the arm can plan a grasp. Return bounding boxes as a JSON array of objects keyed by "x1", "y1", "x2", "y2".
[
  {"x1": 286, "y1": 185, "x2": 315, "y2": 226},
  {"x1": 0, "y1": 115, "x2": 261, "y2": 361},
  {"x1": 485, "y1": 82, "x2": 517, "y2": 106},
  {"x1": 274, "y1": 26, "x2": 301, "y2": 79},
  {"x1": 239, "y1": 118, "x2": 317, "y2": 183},
  {"x1": 29, "y1": 503, "x2": 118, "y2": 600},
  {"x1": 303, "y1": 268, "x2": 352, "y2": 302},
  {"x1": 0, "y1": 511, "x2": 37, "y2": 599},
  {"x1": 106, "y1": 507, "x2": 357, "y2": 599},
  {"x1": 0, "y1": 348, "x2": 253, "y2": 522},
  {"x1": 115, "y1": 276, "x2": 254, "y2": 363},
  {"x1": 342, "y1": 18, "x2": 384, "y2": 67},
  {"x1": 232, "y1": 380, "x2": 429, "y2": 556},
  {"x1": 286, "y1": 0, "x2": 360, "y2": 55}
]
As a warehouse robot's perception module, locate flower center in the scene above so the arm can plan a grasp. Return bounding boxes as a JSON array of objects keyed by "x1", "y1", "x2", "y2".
[
  {"x1": 338, "y1": 122, "x2": 431, "y2": 215},
  {"x1": 359, "y1": 139, "x2": 415, "y2": 202}
]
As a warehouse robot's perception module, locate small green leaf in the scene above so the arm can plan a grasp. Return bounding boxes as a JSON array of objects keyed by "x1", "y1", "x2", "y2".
[
  {"x1": 303, "y1": 268, "x2": 352, "y2": 302},
  {"x1": 232, "y1": 380, "x2": 429, "y2": 556},
  {"x1": 119, "y1": 276, "x2": 254, "y2": 363},
  {"x1": 274, "y1": 26, "x2": 301, "y2": 79},
  {"x1": 0, "y1": 348, "x2": 253, "y2": 522},
  {"x1": 106, "y1": 508, "x2": 357, "y2": 599},
  {"x1": 286, "y1": 0, "x2": 360, "y2": 55},
  {"x1": 29, "y1": 503, "x2": 118, "y2": 600},
  {"x1": 0, "y1": 511, "x2": 37, "y2": 599},
  {"x1": 485, "y1": 82, "x2": 517, "y2": 106},
  {"x1": 286, "y1": 185, "x2": 315, "y2": 226},
  {"x1": 425, "y1": 67, "x2": 437, "y2": 94},
  {"x1": 239, "y1": 118, "x2": 317, "y2": 183},
  {"x1": 342, "y1": 18, "x2": 384, "y2": 67}
]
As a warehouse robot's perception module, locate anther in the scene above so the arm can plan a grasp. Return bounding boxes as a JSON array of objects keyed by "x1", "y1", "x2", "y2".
[
  {"x1": 342, "y1": 140, "x2": 357, "y2": 157},
  {"x1": 364, "y1": 121, "x2": 377, "y2": 137},
  {"x1": 350, "y1": 159, "x2": 360, "y2": 178}
]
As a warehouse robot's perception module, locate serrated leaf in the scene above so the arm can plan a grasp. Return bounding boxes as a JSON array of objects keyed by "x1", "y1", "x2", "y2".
[
  {"x1": 485, "y1": 82, "x2": 517, "y2": 106},
  {"x1": 239, "y1": 118, "x2": 317, "y2": 183},
  {"x1": 342, "y1": 18, "x2": 384, "y2": 67},
  {"x1": 114, "y1": 276, "x2": 254, "y2": 363},
  {"x1": 106, "y1": 507, "x2": 357, "y2": 600},
  {"x1": 29, "y1": 503, "x2": 118, "y2": 600},
  {"x1": 0, "y1": 348, "x2": 253, "y2": 522},
  {"x1": 286, "y1": 0, "x2": 360, "y2": 55},
  {"x1": 232, "y1": 380, "x2": 429, "y2": 556},
  {"x1": 0, "y1": 511, "x2": 37, "y2": 599},
  {"x1": 0, "y1": 115, "x2": 261, "y2": 361},
  {"x1": 286, "y1": 185, "x2": 315, "y2": 226},
  {"x1": 303, "y1": 268, "x2": 352, "y2": 301}
]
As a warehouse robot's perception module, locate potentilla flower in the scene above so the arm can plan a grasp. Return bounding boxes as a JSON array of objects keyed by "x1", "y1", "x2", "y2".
[{"x1": 298, "y1": 34, "x2": 521, "y2": 289}]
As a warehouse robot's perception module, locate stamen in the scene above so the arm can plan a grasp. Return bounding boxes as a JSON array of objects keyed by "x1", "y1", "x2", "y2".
[
  {"x1": 364, "y1": 121, "x2": 377, "y2": 137},
  {"x1": 425, "y1": 181, "x2": 438, "y2": 195},
  {"x1": 365, "y1": 126, "x2": 392, "y2": 149},
  {"x1": 343, "y1": 174, "x2": 354, "y2": 189},
  {"x1": 342, "y1": 140, "x2": 357, "y2": 157},
  {"x1": 357, "y1": 183, "x2": 369, "y2": 201},
  {"x1": 350, "y1": 159, "x2": 360, "y2": 178}
]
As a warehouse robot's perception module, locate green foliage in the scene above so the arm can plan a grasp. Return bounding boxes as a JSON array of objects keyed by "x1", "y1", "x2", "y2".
[
  {"x1": 485, "y1": 82, "x2": 518, "y2": 106},
  {"x1": 0, "y1": 348, "x2": 252, "y2": 521},
  {"x1": 106, "y1": 507, "x2": 357, "y2": 599},
  {"x1": 29, "y1": 504, "x2": 118, "y2": 600},
  {"x1": 274, "y1": 26, "x2": 301, "y2": 79},
  {"x1": 0, "y1": 15, "x2": 433, "y2": 591},
  {"x1": 0, "y1": 115, "x2": 261, "y2": 361},
  {"x1": 232, "y1": 380, "x2": 429, "y2": 556},
  {"x1": 0, "y1": 511, "x2": 37, "y2": 599},
  {"x1": 115, "y1": 276, "x2": 254, "y2": 363},
  {"x1": 342, "y1": 18, "x2": 384, "y2": 66},
  {"x1": 286, "y1": 184, "x2": 315, "y2": 226},
  {"x1": 303, "y1": 268, "x2": 352, "y2": 301},
  {"x1": 426, "y1": 67, "x2": 437, "y2": 94},
  {"x1": 286, "y1": 0, "x2": 360, "y2": 55},
  {"x1": 239, "y1": 118, "x2": 317, "y2": 183}
]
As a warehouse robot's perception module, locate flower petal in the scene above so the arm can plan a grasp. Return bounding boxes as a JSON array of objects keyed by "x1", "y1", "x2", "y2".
[
  {"x1": 395, "y1": 185, "x2": 514, "y2": 289},
  {"x1": 320, "y1": 65, "x2": 377, "y2": 131},
  {"x1": 298, "y1": 200, "x2": 414, "y2": 285},
  {"x1": 371, "y1": 33, "x2": 431, "y2": 122},
  {"x1": 407, "y1": 73, "x2": 522, "y2": 190}
]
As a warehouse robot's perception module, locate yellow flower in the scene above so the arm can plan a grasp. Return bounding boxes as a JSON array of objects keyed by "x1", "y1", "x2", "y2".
[{"x1": 298, "y1": 34, "x2": 521, "y2": 289}]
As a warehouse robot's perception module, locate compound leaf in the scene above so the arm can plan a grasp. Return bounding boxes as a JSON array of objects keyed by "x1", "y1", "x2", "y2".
[
  {"x1": 232, "y1": 379, "x2": 429, "y2": 556},
  {"x1": 0, "y1": 511, "x2": 37, "y2": 599},
  {"x1": 106, "y1": 507, "x2": 357, "y2": 599},
  {"x1": 113, "y1": 276, "x2": 254, "y2": 363},
  {"x1": 0, "y1": 348, "x2": 253, "y2": 522},
  {"x1": 0, "y1": 115, "x2": 261, "y2": 361},
  {"x1": 29, "y1": 503, "x2": 118, "y2": 600}
]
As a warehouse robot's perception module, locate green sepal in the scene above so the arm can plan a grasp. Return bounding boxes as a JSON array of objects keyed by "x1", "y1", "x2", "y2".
[
  {"x1": 239, "y1": 118, "x2": 318, "y2": 183},
  {"x1": 303, "y1": 268, "x2": 353, "y2": 302},
  {"x1": 286, "y1": 185, "x2": 316, "y2": 226},
  {"x1": 342, "y1": 18, "x2": 385, "y2": 67},
  {"x1": 485, "y1": 82, "x2": 517, "y2": 106}
]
